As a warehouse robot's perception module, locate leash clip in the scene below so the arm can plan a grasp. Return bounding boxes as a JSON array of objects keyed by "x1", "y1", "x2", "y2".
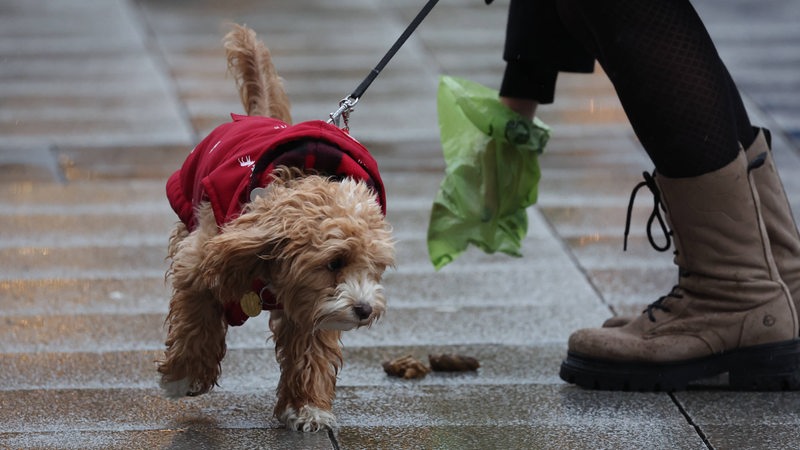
[{"x1": 328, "y1": 96, "x2": 359, "y2": 131}]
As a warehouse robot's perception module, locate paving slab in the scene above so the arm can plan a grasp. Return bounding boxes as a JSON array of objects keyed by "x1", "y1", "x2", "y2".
[
  {"x1": 675, "y1": 391, "x2": 800, "y2": 449},
  {"x1": 0, "y1": 0, "x2": 193, "y2": 149},
  {"x1": 332, "y1": 385, "x2": 704, "y2": 449}
]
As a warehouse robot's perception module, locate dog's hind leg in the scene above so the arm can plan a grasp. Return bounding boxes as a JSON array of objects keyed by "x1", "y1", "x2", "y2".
[
  {"x1": 159, "y1": 220, "x2": 228, "y2": 398},
  {"x1": 158, "y1": 284, "x2": 228, "y2": 398}
]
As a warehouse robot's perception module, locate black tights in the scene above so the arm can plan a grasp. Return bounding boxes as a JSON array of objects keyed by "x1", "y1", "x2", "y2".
[{"x1": 556, "y1": 0, "x2": 755, "y2": 177}]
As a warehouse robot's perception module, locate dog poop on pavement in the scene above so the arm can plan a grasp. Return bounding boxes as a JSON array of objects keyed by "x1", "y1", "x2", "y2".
[
  {"x1": 383, "y1": 354, "x2": 431, "y2": 379},
  {"x1": 428, "y1": 353, "x2": 480, "y2": 372},
  {"x1": 383, "y1": 353, "x2": 481, "y2": 379}
]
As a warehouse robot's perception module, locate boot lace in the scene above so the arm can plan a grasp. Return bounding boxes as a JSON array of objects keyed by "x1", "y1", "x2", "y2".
[
  {"x1": 623, "y1": 171, "x2": 671, "y2": 252},
  {"x1": 624, "y1": 171, "x2": 680, "y2": 322},
  {"x1": 644, "y1": 287, "x2": 684, "y2": 322}
]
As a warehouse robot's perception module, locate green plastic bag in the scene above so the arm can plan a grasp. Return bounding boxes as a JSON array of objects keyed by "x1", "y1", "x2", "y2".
[{"x1": 427, "y1": 76, "x2": 550, "y2": 270}]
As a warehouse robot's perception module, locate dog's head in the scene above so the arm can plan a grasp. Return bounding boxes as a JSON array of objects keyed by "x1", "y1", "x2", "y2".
[{"x1": 200, "y1": 168, "x2": 395, "y2": 331}]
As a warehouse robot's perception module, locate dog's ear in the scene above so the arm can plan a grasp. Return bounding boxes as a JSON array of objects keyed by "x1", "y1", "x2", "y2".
[{"x1": 199, "y1": 210, "x2": 285, "y2": 300}]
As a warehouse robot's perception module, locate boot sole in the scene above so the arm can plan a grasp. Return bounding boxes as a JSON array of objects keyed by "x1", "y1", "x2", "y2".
[{"x1": 559, "y1": 338, "x2": 800, "y2": 391}]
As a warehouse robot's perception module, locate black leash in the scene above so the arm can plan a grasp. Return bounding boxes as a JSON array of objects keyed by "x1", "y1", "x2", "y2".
[{"x1": 328, "y1": 0, "x2": 440, "y2": 129}]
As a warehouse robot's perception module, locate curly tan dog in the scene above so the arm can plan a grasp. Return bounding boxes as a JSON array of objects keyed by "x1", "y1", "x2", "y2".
[{"x1": 158, "y1": 24, "x2": 395, "y2": 432}]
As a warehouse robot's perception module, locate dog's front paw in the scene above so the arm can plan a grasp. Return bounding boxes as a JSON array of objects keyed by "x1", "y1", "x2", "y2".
[
  {"x1": 280, "y1": 405, "x2": 337, "y2": 432},
  {"x1": 160, "y1": 377, "x2": 193, "y2": 399},
  {"x1": 160, "y1": 377, "x2": 207, "y2": 399}
]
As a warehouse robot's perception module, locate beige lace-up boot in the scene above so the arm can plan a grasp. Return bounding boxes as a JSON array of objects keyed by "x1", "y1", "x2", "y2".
[
  {"x1": 604, "y1": 128, "x2": 800, "y2": 330},
  {"x1": 561, "y1": 151, "x2": 800, "y2": 390}
]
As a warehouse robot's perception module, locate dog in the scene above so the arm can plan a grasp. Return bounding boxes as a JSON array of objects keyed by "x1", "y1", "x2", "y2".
[{"x1": 157, "y1": 24, "x2": 395, "y2": 432}]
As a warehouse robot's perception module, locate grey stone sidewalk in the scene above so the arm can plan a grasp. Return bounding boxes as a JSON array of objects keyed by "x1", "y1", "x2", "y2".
[{"x1": 1, "y1": 0, "x2": 799, "y2": 448}]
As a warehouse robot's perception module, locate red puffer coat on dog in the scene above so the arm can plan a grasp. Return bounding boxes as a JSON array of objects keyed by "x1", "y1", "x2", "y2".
[{"x1": 167, "y1": 114, "x2": 386, "y2": 232}]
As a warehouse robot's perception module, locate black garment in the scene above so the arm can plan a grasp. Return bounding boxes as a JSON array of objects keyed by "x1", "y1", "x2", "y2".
[
  {"x1": 500, "y1": 0, "x2": 594, "y2": 104},
  {"x1": 500, "y1": 0, "x2": 756, "y2": 177}
]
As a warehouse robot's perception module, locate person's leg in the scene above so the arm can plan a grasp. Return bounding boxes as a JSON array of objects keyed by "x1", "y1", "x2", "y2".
[
  {"x1": 549, "y1": 0, "x2": 800, "y2": 328},
  {"x1": 555, "y1": 0, "x2": 751, "y2": 177},
  {"x1": 551, "y1": 0, "x2": 800, "y2": 389}
]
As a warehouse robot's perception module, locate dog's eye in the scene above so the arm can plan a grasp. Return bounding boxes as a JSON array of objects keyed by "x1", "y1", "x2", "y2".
[{"x1": 326, "y1": 258, "x2": 345, "y2": 272}]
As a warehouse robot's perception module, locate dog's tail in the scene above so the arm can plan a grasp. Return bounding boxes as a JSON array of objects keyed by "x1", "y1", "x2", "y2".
[{"x1": 223, "y1": 24, "x2": 292, "y2": 123}]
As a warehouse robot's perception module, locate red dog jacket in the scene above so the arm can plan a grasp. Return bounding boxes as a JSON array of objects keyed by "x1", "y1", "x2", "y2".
[
  {"x1": 166, "y1": 114, "x2": 386, "y2": 325},
  {"x1": 167, "y1": 114, "x2": 386, "y2": 231}
]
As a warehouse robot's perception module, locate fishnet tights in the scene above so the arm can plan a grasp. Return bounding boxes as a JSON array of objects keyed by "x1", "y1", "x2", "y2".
[{"x1": 557, "y1": 0, "x2": 755, "y2": 177}]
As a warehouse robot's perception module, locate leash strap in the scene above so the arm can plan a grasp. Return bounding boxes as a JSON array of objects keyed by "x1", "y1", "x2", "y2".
[{"x1": 328, "y1": 0, "x2": 440, "y2": 128}]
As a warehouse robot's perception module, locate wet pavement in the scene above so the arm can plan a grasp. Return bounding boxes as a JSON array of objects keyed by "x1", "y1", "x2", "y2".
[{"x1": 1, "y1": 0, "x2": 800, "y2": 448}]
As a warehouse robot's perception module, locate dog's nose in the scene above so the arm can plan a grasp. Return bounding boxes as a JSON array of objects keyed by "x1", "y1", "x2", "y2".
[{"x1": 353, "y1": 303, "x2": 373, "y2": 320}]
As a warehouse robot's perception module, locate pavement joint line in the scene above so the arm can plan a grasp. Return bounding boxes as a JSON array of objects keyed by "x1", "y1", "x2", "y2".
[
  {"x1": 669, "y1": 393, "x2": 715, "y2": 450},
  {"x1": 128, "y1": 0, "x2": 199, "y2": 145}
]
